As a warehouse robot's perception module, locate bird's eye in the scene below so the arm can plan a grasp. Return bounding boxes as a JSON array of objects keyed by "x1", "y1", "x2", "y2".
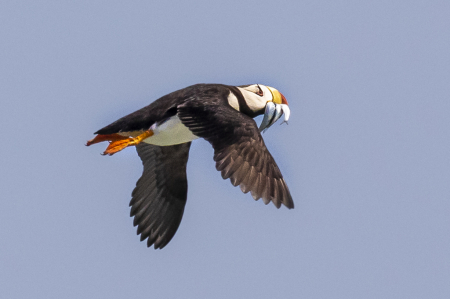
[{"x1": 256, "y1": 85, "x2": 264, "y2": 96}]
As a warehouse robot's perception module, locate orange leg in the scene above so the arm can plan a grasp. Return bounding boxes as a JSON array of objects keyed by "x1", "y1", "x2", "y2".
[
  {"x1": 86, "y1": 133, "x2": 128, "y2": 146},
  {"x1": 102, "y1": 130, "x2": 154, "y2": 156}
]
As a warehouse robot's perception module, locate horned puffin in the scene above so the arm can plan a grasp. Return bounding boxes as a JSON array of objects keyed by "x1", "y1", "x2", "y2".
[{"x1": 87, "y1": 83, "x2": 293, "y2": 249}]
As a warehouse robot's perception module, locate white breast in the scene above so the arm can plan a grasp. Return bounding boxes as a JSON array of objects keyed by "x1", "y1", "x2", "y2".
[{"x1": 143, "y1": 115, "x2": 199, "y2": 146}]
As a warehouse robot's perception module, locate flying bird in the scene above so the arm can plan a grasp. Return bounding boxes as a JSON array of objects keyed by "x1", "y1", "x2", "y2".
[{"x1": 87, "y1": 83, "x2": 293, "y2": 249}]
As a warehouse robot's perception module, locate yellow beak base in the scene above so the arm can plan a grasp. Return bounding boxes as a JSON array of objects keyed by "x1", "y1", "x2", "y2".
[{"x1": 267, "y1": 86, "x2": 288, "y2": 105}]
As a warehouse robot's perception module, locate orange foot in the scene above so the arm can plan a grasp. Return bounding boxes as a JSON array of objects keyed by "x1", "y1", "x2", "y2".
[
  {"x1": 86, "y1": 133, "x2": 128, "y2": 146},
  {"x1": 99, "y1": 130, "x2": 154, "y2": 156}
]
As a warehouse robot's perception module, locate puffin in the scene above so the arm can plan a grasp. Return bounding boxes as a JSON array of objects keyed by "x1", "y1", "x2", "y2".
[{"x1": 87, "y1": 83, "x2": 293, "y2": 249}]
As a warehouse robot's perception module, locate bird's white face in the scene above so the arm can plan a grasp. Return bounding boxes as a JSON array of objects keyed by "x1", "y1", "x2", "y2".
[
  {"x1": 235, "y1": 84, "x2": 290, "y2": 132},
  {"x1": 237, "y1": 84, "x2": 277, "y2": 111}
]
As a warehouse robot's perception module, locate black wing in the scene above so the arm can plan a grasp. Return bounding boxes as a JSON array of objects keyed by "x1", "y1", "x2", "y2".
[
  {"x1": 178, "y1": 97, "x2": 293, "y2": 209},
  {"x1": 130, "y1": 142, "x2": 191, "y2": 249}
]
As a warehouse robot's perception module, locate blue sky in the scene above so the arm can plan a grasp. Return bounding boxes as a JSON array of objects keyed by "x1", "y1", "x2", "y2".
[{"x1": 1, "y1": 1, "x2": 449, "y2": 298}]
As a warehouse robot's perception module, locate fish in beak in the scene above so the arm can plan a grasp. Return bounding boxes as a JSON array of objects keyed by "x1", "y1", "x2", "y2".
[{"x1": 259, "y1": 87, "x2": 290, "y2": 132}]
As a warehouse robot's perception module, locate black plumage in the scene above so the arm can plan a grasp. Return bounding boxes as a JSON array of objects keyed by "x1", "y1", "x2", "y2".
[
  {"x1": 177, "y1": 96, "x2": 293, "y2": 208},
  {"x1": 89, "y1": 83, "x2": 293, "y2": 249},
  {"x1": 131, "y1": 142, "x2": 191, "y2": 249}
]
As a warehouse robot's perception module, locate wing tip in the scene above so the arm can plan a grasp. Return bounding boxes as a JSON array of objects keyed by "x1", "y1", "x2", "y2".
[{"x1": 283, "y1": 199, "x2": 295, "y2": 209}]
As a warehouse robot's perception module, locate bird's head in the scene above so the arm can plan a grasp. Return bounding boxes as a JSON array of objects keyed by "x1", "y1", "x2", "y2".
[{"x1": 235, "y1": 84, "x2": 290, "y2": 132}]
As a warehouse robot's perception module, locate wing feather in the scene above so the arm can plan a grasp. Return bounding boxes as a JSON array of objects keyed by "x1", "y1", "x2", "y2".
[
  {"x1": 130, "y1": 142, "x2": 191, "y2": 249},
  {"x1": 178, "y1": 98, "x2": 293, "y2": 209}
]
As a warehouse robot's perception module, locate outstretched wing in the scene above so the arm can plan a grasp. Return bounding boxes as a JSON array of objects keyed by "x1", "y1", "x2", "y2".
[
  {"x1": 177, "y1": 98, "x2": 293, "y2": 209},
  {"x1": 130, "y1": 142, "x2": 191, "y2": 249}
]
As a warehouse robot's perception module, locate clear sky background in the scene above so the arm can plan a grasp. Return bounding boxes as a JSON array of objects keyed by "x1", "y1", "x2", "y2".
[{"x1": 1, "y1": 1, "x2": 449, "y2": 298}]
